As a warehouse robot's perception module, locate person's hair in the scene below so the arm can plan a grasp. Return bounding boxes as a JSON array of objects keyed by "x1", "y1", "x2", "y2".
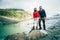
[
  {"x1": 34, "y1": 8, "x2": 37, "y2": 12},
  {"x1": 39, "y1": 6, "x2": 42, "y2": 7},
  {"x1": 39, "y1": 6, "x2": 42, "y2": 9}
]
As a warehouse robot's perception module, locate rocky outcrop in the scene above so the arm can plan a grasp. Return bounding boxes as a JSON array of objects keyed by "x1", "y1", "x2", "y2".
[
  {"x1": 4, "y1": 30, "x2": 47, "y2": 40},
  {"x1": 4, "y1": 32, "x2": 26, "y2": 40},
  {"x1": 28, "y1": 30, "x2": 47, "y2": 40}
]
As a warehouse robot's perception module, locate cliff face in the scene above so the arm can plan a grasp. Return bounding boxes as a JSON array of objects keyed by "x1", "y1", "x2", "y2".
[
  {"x1": 0, "y1": 9, "x2": 30, "y2": 18},
  {"x1": 0, "y1": 9, "x2": 30, "y2": 25}
]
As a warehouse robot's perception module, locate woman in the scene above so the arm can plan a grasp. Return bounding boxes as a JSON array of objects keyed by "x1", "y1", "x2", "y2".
[{"x1": 32, "y1": 8, "x2": 40, "y2": 30}]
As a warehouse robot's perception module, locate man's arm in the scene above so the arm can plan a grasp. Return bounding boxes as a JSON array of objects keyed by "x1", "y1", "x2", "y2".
[{"x1": 43, "y1": 9, "x2": 46, "y2": 17}]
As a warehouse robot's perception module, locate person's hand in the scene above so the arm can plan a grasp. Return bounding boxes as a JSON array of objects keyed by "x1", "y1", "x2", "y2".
[
  {"x1": 44, "y1": 17, "x2": 49, "y2": 20},
  {"x1": 44, "y1": 17, "x2": 46, "y2": 19}
]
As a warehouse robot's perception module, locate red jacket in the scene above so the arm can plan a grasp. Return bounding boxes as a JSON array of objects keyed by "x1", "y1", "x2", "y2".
[{"x1": 33, "y1": 11, "x2": 40, "y2": 18}]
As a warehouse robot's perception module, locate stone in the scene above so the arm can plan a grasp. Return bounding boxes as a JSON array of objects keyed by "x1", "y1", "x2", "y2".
[{"x1": 28, "y1": 30, "x2": 47, "y2": 40}]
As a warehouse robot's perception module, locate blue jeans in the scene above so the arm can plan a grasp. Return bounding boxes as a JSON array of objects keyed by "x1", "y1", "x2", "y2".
[{"x1": 39, "y1": 17, "x2": 46, "y2": 30}]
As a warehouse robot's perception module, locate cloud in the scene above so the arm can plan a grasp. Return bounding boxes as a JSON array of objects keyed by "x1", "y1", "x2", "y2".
[
  {"x1": 0, "y1": 0, "x2": 60, "y2": 17},
  {"x1": 0, "y1": 0, "x2": 37, "y2": 12},
  {"x1": 0, "y1": 0, "x2": 35, "y2": 8}
]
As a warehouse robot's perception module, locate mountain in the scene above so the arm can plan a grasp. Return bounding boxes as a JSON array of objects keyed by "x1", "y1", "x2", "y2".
[
  {"x1": 0, "y1": 9, "x2": 31, "y2": 25},
  {"x1": 0, "y1": 9, "x2": 30, "y2": 19}
]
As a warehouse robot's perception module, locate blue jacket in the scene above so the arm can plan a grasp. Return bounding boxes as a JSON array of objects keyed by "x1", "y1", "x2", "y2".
[{"x1": 39, "y1": 9, "x2": 46, "y2": 18}]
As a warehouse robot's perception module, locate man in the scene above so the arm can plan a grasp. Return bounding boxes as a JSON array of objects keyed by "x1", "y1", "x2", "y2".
[{"x1": 39, "y1": 6, "x2": 46, "y2": 30}]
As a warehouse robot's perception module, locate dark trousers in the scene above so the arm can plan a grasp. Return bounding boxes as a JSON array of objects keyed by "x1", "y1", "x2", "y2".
[{"x1": 39, "y1": 18, "x2": 46, "y2": 30}]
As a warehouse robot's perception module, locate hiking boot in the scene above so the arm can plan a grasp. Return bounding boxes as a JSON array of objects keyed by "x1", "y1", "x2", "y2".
[
  {"x1": 36, "y1": 26, "x2": 38, "y2": 30},
  {"x1": 39, "y1": 27, "x2": 42, "y2": 30},
  {"x1": 32, "y1": 26, "x2": 35, "y2": 30},
  {"x1": 44, "y1": 28, "x2": 46, "y2": 30}
]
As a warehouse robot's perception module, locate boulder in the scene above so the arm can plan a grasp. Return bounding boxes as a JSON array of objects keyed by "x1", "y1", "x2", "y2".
[
  {"x1": 4, "y1": 30, "x2": 48, "y2": 40},
  {"x1": 4, "y1": 32, "x2": 26, "y2": 40},
  {"x1": 28, "y1": 30, "x2": 47, "y2": 40}
]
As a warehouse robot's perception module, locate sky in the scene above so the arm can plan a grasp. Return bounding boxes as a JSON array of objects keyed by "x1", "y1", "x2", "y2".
[{"x1": 0, "y1": 0, "x2": 60, "y2": 17}]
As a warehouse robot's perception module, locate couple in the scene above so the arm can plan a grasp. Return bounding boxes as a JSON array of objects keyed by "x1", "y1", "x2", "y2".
[{"x1": 32, "y1": 6, "x2": 46, "y2": 30}]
